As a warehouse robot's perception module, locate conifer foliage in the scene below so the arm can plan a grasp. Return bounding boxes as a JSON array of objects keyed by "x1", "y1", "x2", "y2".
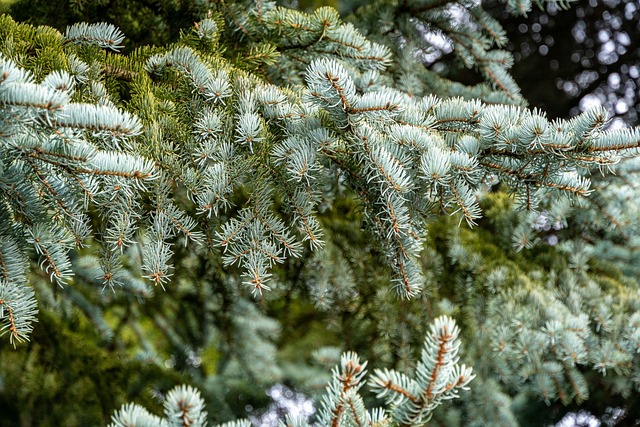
[
  {"x1": 1, "y1": 0, "x2": 640, "y2": 425},
  {"x1": 109, "y1": 316, "x2": 473, "y2": 426}
]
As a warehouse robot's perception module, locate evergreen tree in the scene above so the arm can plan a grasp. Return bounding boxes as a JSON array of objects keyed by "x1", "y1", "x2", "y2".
[{"x1": 1, "y1": 0, "x2": 640, "y2": 425}]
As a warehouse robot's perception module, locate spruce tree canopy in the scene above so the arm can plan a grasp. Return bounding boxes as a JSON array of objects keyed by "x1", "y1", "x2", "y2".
[{"x1": 1, "y1": 0, "x2": 640, "y2": 425}]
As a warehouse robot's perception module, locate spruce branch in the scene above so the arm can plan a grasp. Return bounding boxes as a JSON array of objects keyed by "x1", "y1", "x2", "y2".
[
  {"x1": 0, "y1": 280, "x2": 38, "y2": 346},
  {"x1": 370, "y1": 316, "x2": 474, "y2": 425},
  {"x1": 65, "y1": 22, "x2": 125, "y2": 51}
]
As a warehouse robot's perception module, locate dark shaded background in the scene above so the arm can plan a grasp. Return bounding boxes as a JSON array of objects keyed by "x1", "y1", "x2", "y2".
[{"x1": 498, "y1": 0, "x2": 640, "y2": 127}]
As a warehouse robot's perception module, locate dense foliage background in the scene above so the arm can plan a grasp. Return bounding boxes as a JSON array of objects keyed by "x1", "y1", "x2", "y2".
[{"x1": 1, "y1": 0, "x2": 639, "y2": 426}]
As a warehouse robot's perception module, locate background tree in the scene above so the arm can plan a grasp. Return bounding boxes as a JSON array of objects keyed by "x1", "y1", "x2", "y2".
[{"x1": 497, "y1": 0, "x2": 640, "y2": 127}]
